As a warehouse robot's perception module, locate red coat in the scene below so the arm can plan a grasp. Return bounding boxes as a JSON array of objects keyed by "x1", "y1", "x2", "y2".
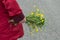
[{"x1": 0, "y1": 0, "x2": 24, "y2": 40}]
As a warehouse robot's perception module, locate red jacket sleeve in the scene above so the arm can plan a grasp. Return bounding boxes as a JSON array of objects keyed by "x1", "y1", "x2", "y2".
[
  {"x1": 2, "y1": 0, "x2": 24, "y2": 16},
  {"x1": 2, "y1": 0, "x2": 25, "y2": 23}
]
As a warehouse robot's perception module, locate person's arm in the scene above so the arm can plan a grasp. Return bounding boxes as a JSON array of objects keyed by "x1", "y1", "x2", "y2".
[
  {"x1": 9, "y1": 12, "x2": 25, "y2": 23},
  {"x1": 2, "y1": 0, "x2": 26, "y2": 25}
]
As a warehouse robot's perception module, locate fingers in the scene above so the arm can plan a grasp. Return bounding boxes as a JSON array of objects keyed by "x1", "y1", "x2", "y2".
[
  {"x1": 8, "y1": 19, "x2": 17, "y2": 26},
  {"x1": 8, "y1": 19, "x2": 14, "y2": 23},
  {"x1": 19, "y1": 17, "x2": 26, "y2": 23}
]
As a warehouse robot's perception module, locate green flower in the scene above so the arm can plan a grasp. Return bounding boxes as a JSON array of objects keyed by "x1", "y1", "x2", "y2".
[{"x1": 25, "y1": 6, "x2": 46, "y2": 34}]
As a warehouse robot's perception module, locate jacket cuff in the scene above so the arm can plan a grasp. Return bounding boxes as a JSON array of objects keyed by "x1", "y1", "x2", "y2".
[{"x1": 10, "y1": 13, "x2": 25, "y2": 23}]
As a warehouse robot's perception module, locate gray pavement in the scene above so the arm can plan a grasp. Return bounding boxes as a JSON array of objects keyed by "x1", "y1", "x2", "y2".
[{"x1": 17, "y1": 0, "x2": 60, "y2": 40}]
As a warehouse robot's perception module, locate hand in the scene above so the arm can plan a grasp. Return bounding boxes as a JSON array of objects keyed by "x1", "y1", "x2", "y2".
[
  {"x1": 19, "y1": 17, "x2": 26, "y2": 23},
  {"x1": 8, "y1": 17, "x2": 26, "y2": 26},
  {"x1": 8, "y1": 19, "x2": 17, "y2": 26}
]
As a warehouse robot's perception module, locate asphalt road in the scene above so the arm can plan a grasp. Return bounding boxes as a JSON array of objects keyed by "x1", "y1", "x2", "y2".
[{"x1": 17, "y1": 0, "x2": 60, "y2": 40}]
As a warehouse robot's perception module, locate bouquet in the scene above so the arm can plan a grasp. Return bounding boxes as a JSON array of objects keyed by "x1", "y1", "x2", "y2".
[{"x1": 25, "y1": 6, "x2": 46, "y2": 34}]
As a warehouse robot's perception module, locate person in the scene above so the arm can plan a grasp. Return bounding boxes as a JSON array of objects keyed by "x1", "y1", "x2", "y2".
[{"x1": 0, "y1": 0, "x2": 26, "y2": 40}]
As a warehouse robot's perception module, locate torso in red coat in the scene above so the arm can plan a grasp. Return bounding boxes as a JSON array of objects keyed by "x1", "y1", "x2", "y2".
[{"x1": 0, "y1": 0, "x2": 24, "y2": 40}]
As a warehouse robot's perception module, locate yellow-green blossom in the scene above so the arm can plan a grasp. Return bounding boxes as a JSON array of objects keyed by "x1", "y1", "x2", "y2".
[
  {"x1": 42, "y1": 20, "x2": 44, "y2": 22},
  {"x1": 36, "y1": 28, "x2": 38, "y2": 32},
  {"x1": 35, "y1": 26, "x2": 39, "y2": 32},
  {"x1": 31, "y1": 12, "x2": 34, "y2": 15},
  {"x1": 36, "y1": 14, "x2": 41, "y2": 16},
  {"x1": 40, "y1": 14, "x2": 44, "y2": 17},
  {"x1": 36, "y1": 8, "x2": 40, "y2": 12}
]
